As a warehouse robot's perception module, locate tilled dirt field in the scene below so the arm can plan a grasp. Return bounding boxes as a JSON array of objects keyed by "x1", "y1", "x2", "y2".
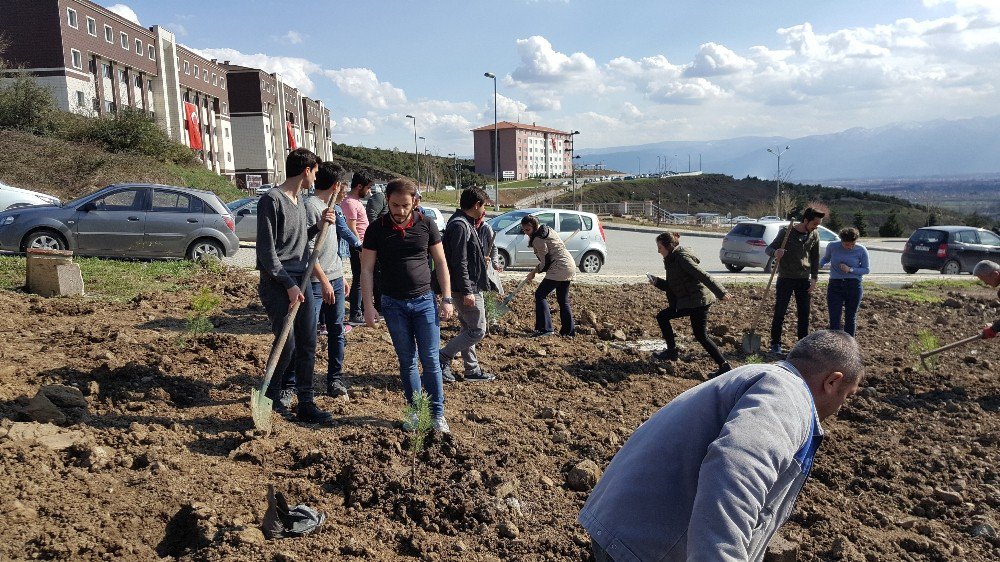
[{"x1": 1, "y1": 269, "x2": 999, "y2": 561}]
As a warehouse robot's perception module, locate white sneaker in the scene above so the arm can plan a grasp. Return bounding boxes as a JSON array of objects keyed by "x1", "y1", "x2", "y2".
[
  {"x1": 432, "y1": 416, "x2": 451, "y2": 434},
  {"x1": 402, "y1": 412, "x2": 419, "y2": 432}
]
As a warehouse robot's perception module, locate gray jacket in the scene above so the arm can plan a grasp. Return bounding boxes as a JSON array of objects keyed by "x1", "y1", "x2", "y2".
[
  {"x1": 255, "y1": 188, "x2": 319, "y2": 289},
  {"x1": 579, "y1": 362, "x2": 823, "y2": 562},
  {"x1": 305, "y1": 196, "x2": 343, "y2": 281}
]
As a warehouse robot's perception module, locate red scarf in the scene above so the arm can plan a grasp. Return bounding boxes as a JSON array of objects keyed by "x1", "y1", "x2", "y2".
[{"x1": 388, "y1": 212, "x2": 417, "y2": 238}]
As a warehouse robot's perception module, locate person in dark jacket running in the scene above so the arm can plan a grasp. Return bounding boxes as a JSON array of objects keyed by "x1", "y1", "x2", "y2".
[{"x1": 648, "y1": 232, "x2": 732, "y2": 377}]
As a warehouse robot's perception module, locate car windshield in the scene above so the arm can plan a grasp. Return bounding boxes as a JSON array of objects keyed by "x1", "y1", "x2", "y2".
[
  {"x1": 227, "y1": 197, "x2": 255, "y2": 210},
  {"x1": 910, "y1": 229, "x2": 946, "y2": 245},
  {"x1": 490, "y1": 210, "x2": 531, "y2": 232},
  {"x1": 729, "y1": 223, "x2": 766, "y2": 237}
]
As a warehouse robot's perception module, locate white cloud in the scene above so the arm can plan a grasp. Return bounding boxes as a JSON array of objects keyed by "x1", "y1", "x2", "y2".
[
  {"x1": 685, "y1": 42, "x2": 756, "y2": 77},
  {"x1": 282, "y1": 31, "x2": 304, "y2": 45},
  {"x1": 193, "y1": 48, "x2": 322, "y2": 95},
  {"x1": 337, "y1": 117, "x2": 377, "y2": 136},
  {"x1": 166, "y1": 23, "x2": 188, "y2": 37},
  {"x1": 105, "y1": 3, "x2": 140, "y2": 25},
  {"x1": 509, "y1": 36, "x2": 599, "y2": 85},
  {"x1": 324, "y1": 68, "x2": 407, "y2": 109}
]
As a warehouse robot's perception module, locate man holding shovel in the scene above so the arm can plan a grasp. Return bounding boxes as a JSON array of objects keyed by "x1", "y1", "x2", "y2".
[
  {"x1": 439, "y1": 187, "x2": 497, "y2": 383},
  {"x1": 256, "y1": 148, "x2": 335, "y2": 423},
  {"x1": 974, "y1": 260, "x2": 1000, "y2": 340},
  {"x1": 765, "y1": 207, "x2": 824, "y2": 356}
]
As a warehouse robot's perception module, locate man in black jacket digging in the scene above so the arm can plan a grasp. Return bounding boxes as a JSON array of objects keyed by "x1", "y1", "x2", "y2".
[{"x1": 439, "y1": 187, "x2": 497, "y2": 383}]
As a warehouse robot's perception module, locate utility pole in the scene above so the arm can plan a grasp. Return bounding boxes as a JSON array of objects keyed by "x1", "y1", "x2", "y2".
[
  {"x1": 449, "y1": 152, "x2": 459, "y2": 204},
  {"x1": 767, "y1": 145, "x2": 790, "y2": 217},
  {"x1": 405, "y1": 114, "x2": 417, "y2": 182}
]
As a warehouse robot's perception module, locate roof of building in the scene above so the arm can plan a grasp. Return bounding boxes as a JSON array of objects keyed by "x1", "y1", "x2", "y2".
[{"x1": 471, "y1": 121, "x2": 571, "y2": 135}]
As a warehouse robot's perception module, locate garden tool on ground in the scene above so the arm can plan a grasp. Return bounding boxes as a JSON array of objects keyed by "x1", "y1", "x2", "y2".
[{"x1": 742, "y1": 217, "x2": 795, "y2": 354}]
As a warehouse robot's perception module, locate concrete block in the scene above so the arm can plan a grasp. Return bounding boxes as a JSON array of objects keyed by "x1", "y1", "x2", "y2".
[{"x1": 26, "y1": 249, "x2": 85, "y2": 297}]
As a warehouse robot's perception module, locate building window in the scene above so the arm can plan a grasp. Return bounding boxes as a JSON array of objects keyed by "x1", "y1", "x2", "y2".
[
  {"x1": 148, "y1": 45, "x2": 155, "y2": 60},
  {"x1": 147, "y1": 79, "x2": 153, "y2": 93},
  {"x1": 135, "y1": 39, "x2": 142, "y2": 55},
  {"x1": 76, "y1": 91, "x2": 85, "y2": 107},
  {"x1": 221, "y1": 102, "x2": 228, "y2": 115},
  {"x1": 203, "y1": 69, "x2": 208, "y2": 82},
  {"x1": 105, "y1": 25, "x2": 113, "y2": 43},
  {"x1": 121, "y1": 32, "x2": 128, "y2": 49},
  {"x1": 102, "y1": 63, "x2": 112, "y2": 79},
  {"x1": 135, "y1": 76, "x2": 142, "y2": 88},
  {"x1": 183, "y1": 61, "x2": 189, "y2": 75},
  {"x1": 67, "y1": 8, "x2": 78, "y2": 28},
  {"x1": 86, "y1": 17, "x2": 96, "y2": 36},
  {"x1": 105, "y1": 100, "x2": 116, "y2": 113},
  {"x1": 220, "y1": 78, "x2": 225, "y2": 90},
  {"x1": 70, "y1": 49, "x2": 82, "y2": 70},
  {"x1": 224, "y1": 127, "x2": 229, "y2": 138},
  {"x1": 212, "y1": 73, "x2": 217, "y2": 86},
  {"x1": 226, "y1": 152, "x2": 232, "y2": 163},
  {"x1": 193, "y1": 64, "x2": 199, "y2": 77}
]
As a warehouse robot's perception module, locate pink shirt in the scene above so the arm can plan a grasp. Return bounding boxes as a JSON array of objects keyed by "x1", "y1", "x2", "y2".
[{"x1": 341, "y1": 195, "x2": 369, "y2": 240}]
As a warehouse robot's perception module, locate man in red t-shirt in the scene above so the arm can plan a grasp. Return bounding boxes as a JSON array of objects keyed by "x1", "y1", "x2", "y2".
[{"x1": 343, "y1": 171, "x2": 372, "y2": 324}]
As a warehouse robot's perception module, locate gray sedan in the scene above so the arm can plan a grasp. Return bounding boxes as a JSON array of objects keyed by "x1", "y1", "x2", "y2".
[{"x1": 0, "y1": 183, "x2": 240, "y2": 260}]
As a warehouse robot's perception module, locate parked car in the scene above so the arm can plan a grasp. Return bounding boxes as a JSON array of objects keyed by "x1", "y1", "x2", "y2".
[
  {"x1": 227, "y1": 196, "x2": 259, "y2": 242},
  {"x1": 720, "y1": 221, "x2": 840, "y2": 272},
  {"x1": 758, "y1": 215, "x2": 781, "y2": 222},
  {"x1": 0, "y1": 183, "x2": 239, "y2": 260},
  {"x1": 487, "y1": 208, "x2": 608, "y2": 273},
  {"x1": 0, "y1": 181, "x2": 60, "y2": 211},
  {"x1": 254, "y1": 184, "x2": 273, "y2": 197},
  {"x1": 420, "y1": 206, "x2": 446, "y2": 232},
  {"x1": 900, "y1": 226, "x2": 1000, "y2": 274}
]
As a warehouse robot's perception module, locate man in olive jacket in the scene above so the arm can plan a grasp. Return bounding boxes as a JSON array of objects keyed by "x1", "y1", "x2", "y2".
[
  {"x1": 649, "y1": 232, "x2": 731, "y2": 375},
  {"x1": 765, "y1": 208, "x2": 824, "y2": 355}
]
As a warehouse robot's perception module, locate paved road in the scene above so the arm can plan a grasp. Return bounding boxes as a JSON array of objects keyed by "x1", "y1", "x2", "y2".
[{"x1": 225, "y1": 230, "x2": 962, "y2": 287}]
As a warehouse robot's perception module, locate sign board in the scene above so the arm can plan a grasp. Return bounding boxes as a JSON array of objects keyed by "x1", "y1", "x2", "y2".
[
  {"x1": 502, "y1": 170, "x2": 515, "y2": 179},
  {"x1": 246, "y1": 175, "x2": 263, "y2": 190}
]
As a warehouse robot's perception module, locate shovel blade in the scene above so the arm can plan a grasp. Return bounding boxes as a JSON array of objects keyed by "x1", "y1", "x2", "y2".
[
  {"x1": 250, "y1": 388, "x2": 273, "y2": 433},
  {"x1": 742, "y1": 331, "x2": 762, "y2": 355}
]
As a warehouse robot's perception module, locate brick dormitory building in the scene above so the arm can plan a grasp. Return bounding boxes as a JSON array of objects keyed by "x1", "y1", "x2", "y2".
[
  {"x1": 472, "y1": 121, "x2": 574, "y2": 181},
  {"x1": 0, "y1": 0, "x2": 334, "y2": 187}
]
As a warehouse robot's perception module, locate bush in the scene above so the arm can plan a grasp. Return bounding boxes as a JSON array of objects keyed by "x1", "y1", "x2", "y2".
[
  {"x1": 878, "y1": 211, "x2": 904, "y2": 237},
  {"x1": 0, "y1": 74, "x2": 56, "y2": 134},
  {"x1": 70, "y1": 107, "x2": 192, "y2": 163},
  {"x1": 853, "y1": 212, "x2": 868, "y2": 237}
]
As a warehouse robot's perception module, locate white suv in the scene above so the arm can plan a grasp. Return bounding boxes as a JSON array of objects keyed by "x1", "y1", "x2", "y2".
[{"x1": 487, "y1": 208, "x2": 608, "y2": 273}]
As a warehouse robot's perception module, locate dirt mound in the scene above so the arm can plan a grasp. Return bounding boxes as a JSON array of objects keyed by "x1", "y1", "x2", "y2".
[{"x1": 1, "y1": 271, "x2": 998, "y2": 560}]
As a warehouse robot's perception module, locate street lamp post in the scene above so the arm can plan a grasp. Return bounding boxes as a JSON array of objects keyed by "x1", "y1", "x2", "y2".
[
  {"x1": 687, "y1": 193, "x2": 690, "y2": 215},
  {"x1": 767, "y1": 145, "x2": 790, "y2": 217},
  {"x1": 417, "y1": 135, "x2": 426, "y2": 188},
  {"x1": 566, "y1": 130, "x2": 580, "y2": 208},
  {"x1": 405, "y1": 114, "x2": 417, "y2": 182},
  {"x1": 484, "y1": 72, "x2": 500, "y2": 211},
  {"x1": 449, "y1": 153, "x2": 459, "y2": 204}
]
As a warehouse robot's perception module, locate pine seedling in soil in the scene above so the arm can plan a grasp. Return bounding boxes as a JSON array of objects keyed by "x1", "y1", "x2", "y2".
[
  {"x1": 910, "y1": 329, "x2": 940, "y2": 370},
  {"x1": 403, "y1": 390, "x2": 433, "y2": 481},
  {"x1": 744, "y1": 354, "x2": 765, "y2": 364},
  {"x1": 484, "y1": 292, "x2": 501, "y2": 324},
  {"x1": 180, "y1": 287, "x2": 222, "y2": 343}
]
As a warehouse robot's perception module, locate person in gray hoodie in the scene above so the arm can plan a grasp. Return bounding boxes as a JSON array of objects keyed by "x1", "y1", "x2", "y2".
[{"x1": 579, "y1": 330, "x2": 863, "y2": 562}]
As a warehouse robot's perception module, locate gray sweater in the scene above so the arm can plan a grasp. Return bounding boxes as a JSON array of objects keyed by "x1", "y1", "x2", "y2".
[
  {"x1": 306, "y1": 196, "x2": 344, "y2": 281},
  {"x1": 255, "y1": 188, "x2": 319, "y2": 290},
  {"x1": 579, "y1": 361, "x2": 823, "y2": 562}
]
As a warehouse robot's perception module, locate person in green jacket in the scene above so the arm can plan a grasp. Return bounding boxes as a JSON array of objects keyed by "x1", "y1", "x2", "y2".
[{"x1": 648, "y1": 232, "x2": 733, "y2": 377}]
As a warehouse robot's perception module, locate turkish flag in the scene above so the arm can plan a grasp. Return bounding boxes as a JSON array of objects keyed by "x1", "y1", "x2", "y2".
[
  {"x1": 286, "y1": 122, "x2": 297, "y2": 150},
  {"x1": 184, "y1": 102, "x2": 203, "y2": 150},
  {"x1": 551, "y1": 138, "x2": 556, "y2": 150}
]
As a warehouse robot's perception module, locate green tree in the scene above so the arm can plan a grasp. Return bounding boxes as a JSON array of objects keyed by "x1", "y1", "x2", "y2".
[
  {"x1": 926, "y1": 211, "x2": 938, "y2": 227},
  {"x1": 0, "y1": 73, "x2": 56, "y2": 134},
  {"x1": 827, "y1": 210, "x2": 843, "y2": 232},
  {"x1": 878, "y1": 210, "x2": 904, "y2": 237},
  {"x1": 852, "y1": 212, "x2": 868, "y2": 237}
]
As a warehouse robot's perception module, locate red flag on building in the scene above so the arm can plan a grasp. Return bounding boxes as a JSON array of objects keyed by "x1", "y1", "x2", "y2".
[
  {"x1": 551, "y1": 138, "x2": 557, "y2": 150},
  {"x1": 183, "y1": 102, "x2": 203, "y2": 151},
  {"x1": 286, "y1": 122, "x2": 297, "y2": 150}
]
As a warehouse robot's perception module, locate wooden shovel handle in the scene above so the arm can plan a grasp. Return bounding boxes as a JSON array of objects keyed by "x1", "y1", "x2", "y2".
[
  {"x1": 748, "y1": 218, "x2": 796, "y2": 335},
  {"x1": 919, "y1": 333, "x2": 983, "y2": 361}
]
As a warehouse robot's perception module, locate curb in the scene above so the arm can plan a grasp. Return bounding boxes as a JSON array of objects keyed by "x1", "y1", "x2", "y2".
[{"x1": 602, "y1": 224, "x2": 907, "y2": 253}]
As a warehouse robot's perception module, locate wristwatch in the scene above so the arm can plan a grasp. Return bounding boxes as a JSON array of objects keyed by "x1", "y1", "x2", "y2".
[{"x1": 442, "y1": 297, "x2": 454, "y2": 304}]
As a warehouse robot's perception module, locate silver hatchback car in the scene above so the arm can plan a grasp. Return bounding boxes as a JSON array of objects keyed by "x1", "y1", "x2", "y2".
[
  {"x1": 0, "y1": 183, "x2": 240, "y2": 260},
  {"x1": 720, "y1": 220, "x2": 839, "y2": 272},
  {"x1": 488, "y1": 208, "x2": 608, "y2": 273}
]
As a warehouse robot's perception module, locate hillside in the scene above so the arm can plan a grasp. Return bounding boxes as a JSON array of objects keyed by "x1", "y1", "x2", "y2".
[
  {"x1": 558, "y1": 174, "x2": 992, "y2": 233},
  {"x1": 330, "y1": 143, "x2": 492, "y2": 191}
]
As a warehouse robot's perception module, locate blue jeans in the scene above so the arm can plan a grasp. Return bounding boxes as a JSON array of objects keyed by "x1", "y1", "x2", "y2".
[
  {"x1": 312, "y1": 278, "x2": 346, "y2": 386},
  {"x1": 380, "y1": 292, "x2": 444, "y2": 418},
  {"x1": 827, "y1": 278, "x2": 863, "y2": 336}
]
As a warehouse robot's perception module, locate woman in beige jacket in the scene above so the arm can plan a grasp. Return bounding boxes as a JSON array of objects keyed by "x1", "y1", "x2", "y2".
[{"x1": 521, "y1": 215, "x2": 576, "y2": 336}]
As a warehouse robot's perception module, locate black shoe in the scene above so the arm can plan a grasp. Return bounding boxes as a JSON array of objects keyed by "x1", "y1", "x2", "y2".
[
  {"x1": 440, "y1": 354, "x2": 455, "y2": 383},
  {"x1": 531, "y1": 330, "x2": 555, "y2": 338},
  {"x1": 652, "y1": 348, "x2": 679, "y2": 361},
  {"x1": 296, "y1": 401, "x2": 333, "y2": 424},
  {"x1": 327, "y1": 380, "x2": 349, "y2": 398},
  {"x1": 347, "y1": 316, "x2": 365, "y2": 326},
  {"x1": 709, "y1": 363, "x2": 733, "y2": 378},
  {"x1": 278, "y1": 389, "x2": 295, "y2": 409},
  {"x1": 464, "y1": 370, "x2": 496, "y2": 382},
  {"x1": 768, "y1": 344, "x2": 786, "y2": 357}
]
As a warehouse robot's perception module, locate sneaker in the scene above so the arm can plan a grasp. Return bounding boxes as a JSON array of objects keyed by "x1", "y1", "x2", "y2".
[
  {"x1": 347, "y1": 316, "x2": 365, "y2": 326},
  {"x1": 317, "y1": 324, "x2": 328, "y2": 337},
  {"x1": 402, "y1": 412, "x2": 419, "y2": 432},
  {"x1": 432, "y1": 416, "x2": 451, "y2": 434},
  {"x1": 440, "y1": 354, "x2": 455, "y2": 383},
  {"x1": 296, "y1": 401, "x2": 334, "y2": 424},
  {"x1": 327, "y1": 380, "x2": 349, "y2": 398},
  {"x1": 464, "y1": 370, "x2": 496, "y2": 382},
  {"x1": 652, "y1": 348, "x2": 679, "y2": 361},
  {"x1": 278, "y1": 389, "x2": 295, "y2": 410},
  {"x1": 709, "y1": 363, "x2": 733, "y2": 379},
  {"x1": 769, "y1": 344, "x2": 786, "y2": 357},
  {"x1": 531, "y1": 330, "x2": 555, "y2": 338}
]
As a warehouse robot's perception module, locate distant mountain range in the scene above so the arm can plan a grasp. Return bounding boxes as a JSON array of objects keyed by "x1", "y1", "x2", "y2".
[{"x1": 575, "y1": 115, "x2": 1000, "y2": 182}]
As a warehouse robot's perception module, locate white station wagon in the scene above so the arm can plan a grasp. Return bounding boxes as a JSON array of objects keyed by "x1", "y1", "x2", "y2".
[{"x1": 487, "y1": 208, "x2": 608, "y2": 273}]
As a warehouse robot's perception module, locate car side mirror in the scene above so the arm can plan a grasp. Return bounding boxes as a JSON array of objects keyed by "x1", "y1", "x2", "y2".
[
  {"x1": 237, "y1": 208, "x2": 251, "y2": 217},
  {"x1": 79, "y1": 202, "x2": 96, "y2": 212}
]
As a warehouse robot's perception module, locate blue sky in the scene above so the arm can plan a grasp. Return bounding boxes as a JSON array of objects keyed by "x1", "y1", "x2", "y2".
[{"x1": 105, "y1": 1, "x2": 1000, "y2": 156}]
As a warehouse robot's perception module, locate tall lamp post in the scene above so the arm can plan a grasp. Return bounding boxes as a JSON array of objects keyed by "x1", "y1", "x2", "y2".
[
  {"x1": 448, "y1": 152, "x2": 459, "y2": 204},
  {"x1": 484, "y1": 71, "x2": 500, "y2": 211},
  {"x1": 405, "y1": 114, "x2": 417, "y2": 182},
  {"x1": 567, "y1": 130, "x2": 580, "y2": 208},
  {"x1": 767, "y1": 145, "x2": 790, "y2": 217},
  {"x1": 417, "y1": 136, "x2": 426, "y2": 188}
]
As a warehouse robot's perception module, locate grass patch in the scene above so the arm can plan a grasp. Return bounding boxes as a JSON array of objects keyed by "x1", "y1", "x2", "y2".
[
  {"x1": 0, "y1": 255, "x2": 201, "y2": 299},
  {"x1": 865, "y1": 279, "x2": 978, "y2": 304}
]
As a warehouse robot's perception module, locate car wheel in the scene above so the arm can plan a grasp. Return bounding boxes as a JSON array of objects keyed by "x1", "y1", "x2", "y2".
[
  {"x1": 765, "y1": 257, "x2": 776, "y2": 273},
  {"x1": 903, "y1": 266, "x2": 918, "y2": 274},
  {"x1": 941, "y1": 260, "x2": 961, "y2": 275},
  {"x1": 580, "y1": 251, "x2": 603, "y2": 273},
  {"x1": 496, "y1": 250, "x2": 510, "y2": 271},
  {"x1": 22, "y1": 229, "x2": 66, "y2": 252},
  {"x1": 725, "y1": 263, "x2": 744, "y2": 273},
  {"x1": 187, "y1": 238, "x2": 224, "y2": 261}
]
